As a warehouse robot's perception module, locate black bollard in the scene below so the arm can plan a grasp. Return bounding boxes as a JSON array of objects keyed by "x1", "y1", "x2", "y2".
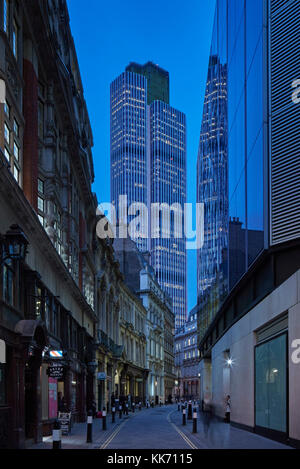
[
  {"x1": 178, "y1": 403, "x2": 180, "y2": 411},
  {"x1": 119, "y1": 405, "x2": 122, "y2": 419},
  {"x1": 193, "y1": 407, "x2": 198, "y2": 433},
  {"x1": 102, "y1": 407, "x2": 107, "y2": 430},
  {"x1": 182, "y1": 406, "x2": 186, "y2": 426},
  {"x1": 52, "y1": 419, "x2": 61, "y2": 449},
  {"x1": 132, "y1": 402, "x2": 135, "y2": 413},
  {"x1": 86, "y1": 410, "x2": 93, "y2": 443},
  {"x1": 125, "y1": 403, "x2": 129, "y2": 416},
  {"x1": 112, "y1": 406, "x2": 116, "y2": 423},
  {"x1": 139, "y1": 402, "x2": 142, "y2": 411}
]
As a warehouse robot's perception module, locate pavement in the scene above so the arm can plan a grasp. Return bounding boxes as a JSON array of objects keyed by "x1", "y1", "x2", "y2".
[{"x1": 29, "y1": 405, "x2": 292, "y2": 450}]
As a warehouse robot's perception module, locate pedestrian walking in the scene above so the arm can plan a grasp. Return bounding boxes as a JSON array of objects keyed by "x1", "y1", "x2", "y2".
[
  {"x1": 203, "y1": 399, "x2": 212, "y2": 438},
  {"x1": 225, "y1": 395, "x2": 231, "y2": 423}
]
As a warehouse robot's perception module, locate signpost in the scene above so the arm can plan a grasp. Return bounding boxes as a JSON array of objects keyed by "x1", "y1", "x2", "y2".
[{"x1": 58, "y1": 412, "x2": 71, "y2": 435}]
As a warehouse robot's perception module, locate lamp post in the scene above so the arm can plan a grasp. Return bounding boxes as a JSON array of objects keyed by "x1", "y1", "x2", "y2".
[{"x1": 0, "y1": 224, "x2": 29, "y2": 266}]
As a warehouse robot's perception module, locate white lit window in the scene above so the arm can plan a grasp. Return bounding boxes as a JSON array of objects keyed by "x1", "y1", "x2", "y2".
[
  {"x1": 13, "y1": 119, "x2": 19, "y2": 137},
  {"x1": 13, "y1": 141, "x2": 19, "y2": 161},
  {"x1": 38, "y1": 196, "x2": 44, "y2": 212},
  {"x1": 13, "y1": 164, "x2": 19, "y2": 183},
  {"x1": 38, "y1": 178, "x2": 44, "y2": 194},
  {"x1": 4, "y1": 123, "x2": 10, "y2": 144},
  {"x1": 4, "y1": 100, "x2": 10, "y2": 118},
  {"x1": 38, "y1": 214, "x2": 45, "y2": 226},
  {"x1": 4, "y1": 147, "x2": 10, "y2": 162}
]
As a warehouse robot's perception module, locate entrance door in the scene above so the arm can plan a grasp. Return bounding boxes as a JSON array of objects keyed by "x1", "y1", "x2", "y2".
[{"x1": 24, "y1": 358, "x2": 37, "y2": 439}]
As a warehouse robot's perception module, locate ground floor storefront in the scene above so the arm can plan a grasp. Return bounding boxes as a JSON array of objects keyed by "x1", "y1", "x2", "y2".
[
  {"x1": 95, "y1": 351, "x2": 148, "y2": 412},
  {"x1": 199, "y1": 269, "x2": 300, "y2": 448},
  {"x1": 0, "y1": 319, "x2": 95, "y2": 448}
]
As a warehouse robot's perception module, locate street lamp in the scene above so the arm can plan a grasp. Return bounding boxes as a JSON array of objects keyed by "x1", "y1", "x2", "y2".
[{"x1": 1, "y1": 225, "x2": 29, "y2": 265}]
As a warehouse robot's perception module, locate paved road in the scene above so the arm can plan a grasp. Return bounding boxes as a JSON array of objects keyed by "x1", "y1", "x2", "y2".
[
  {"x1": 100, "y1": 405, "x2": 291, "y2": 450},
  {"x1": 100, "y1": 405, "x2": 194, "y2": 449},
  {"x1": 29, "y1": 405, "x2": 291, "y2": 450}
]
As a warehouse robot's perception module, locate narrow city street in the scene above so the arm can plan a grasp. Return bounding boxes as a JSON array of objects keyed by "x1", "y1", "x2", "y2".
[
  {"x1": 30, "y1": 405, "x2": 291, "y2": 450},
  {"x1": 101, "y1": 405, "x2": 291, "y2": 450}
]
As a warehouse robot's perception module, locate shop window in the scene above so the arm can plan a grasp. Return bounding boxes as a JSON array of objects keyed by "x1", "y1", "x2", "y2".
[
  {"x1": 35, "y1": 287, "x2": 43, "y2": 320},
  {"x1": 255, "y1": 333, "x2": 287, "y2": 434}
]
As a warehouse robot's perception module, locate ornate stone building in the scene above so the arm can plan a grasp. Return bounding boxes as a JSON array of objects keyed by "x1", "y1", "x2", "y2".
[
  {"x1": 118, "y1": 281, "x2": 147, "y2": 404},
  {"x1": 164, "y1": 303, "x2": 176, "y2": 402},
  {"x1": 113, "y1": 236, "x2": 175, "y2": 404},
  {"x1": 174, "y1": 306, "x2": 200, "y2": 400},
  {"x1": 0, "y1": 0, "x2": 127, "y2": 449}
]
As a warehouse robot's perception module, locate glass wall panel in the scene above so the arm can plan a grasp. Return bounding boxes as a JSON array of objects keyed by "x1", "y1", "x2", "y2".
[
  {"x1": 246, "y1": 35, "x2": 263, "y2": 156},
  {"x1": 255, "y1": 334, "x2": 287, "y2": 434},
  {"x1": 247, "y1": 129, "x2": 264, "y2": 265},
  {"x1": 228, "y1": 17, "x2": 245, "y2": 124},
  {"x1": 218, "y1": 0, "x2": 228, "y2": 64},
  {"x1": 246, "y1": 0, "x2": 263, "y2": 73}
]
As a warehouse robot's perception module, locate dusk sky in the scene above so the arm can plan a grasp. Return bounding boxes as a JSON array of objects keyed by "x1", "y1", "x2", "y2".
[{"x1": 67, "y1": 0, "x2": 216, "y2": 312}]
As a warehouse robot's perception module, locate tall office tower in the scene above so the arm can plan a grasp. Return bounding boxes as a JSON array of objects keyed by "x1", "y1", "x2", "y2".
[
  {"x1": 197, "y1": 54, "x2": 228, "y2": 306},
  {"x1": 197, "y1": 0, "x2": 300, "y2": 443},
  {"x1": 111, "y1": 62, "x2": 187, "y2": 328}
]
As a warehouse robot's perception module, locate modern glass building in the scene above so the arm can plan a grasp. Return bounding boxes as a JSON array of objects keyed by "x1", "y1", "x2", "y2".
[
  {"x1": 197, "y1": 0, "x2": 300, "y2": 446},
  {"x1": 197, "y1": 53, "x2": 228, "y2": 303},
  {"x1": 110, "y1": 63, "x2": 187, "y2": 328}
]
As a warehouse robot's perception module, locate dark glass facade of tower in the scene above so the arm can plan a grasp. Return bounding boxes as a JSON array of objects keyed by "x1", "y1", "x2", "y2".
[
  {"x1": 111, "y1": 64, "x2": 187, "y2": 327},
  {"x1": 197, "y1": 0, "x2": 266, "y2": 337},
  {"x1": 197, "y1": 54, "x2": 228, "y2": 300}
]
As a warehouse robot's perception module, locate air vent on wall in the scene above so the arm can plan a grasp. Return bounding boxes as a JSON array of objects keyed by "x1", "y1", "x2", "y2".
[{"x1": 270, "y1": 0, "x2": 300, "y2": 246}]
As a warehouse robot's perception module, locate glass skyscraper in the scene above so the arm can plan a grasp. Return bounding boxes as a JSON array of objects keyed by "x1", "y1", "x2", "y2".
[
  {"x1": 197, "y1": 0, "x2": 300, "y2": 442},
  {"x1": 111, "y1": 62, "x2": 187, "y2": 328},
  {"x1": 197, "y1": 0, "x2": 266, "y2": 335}
]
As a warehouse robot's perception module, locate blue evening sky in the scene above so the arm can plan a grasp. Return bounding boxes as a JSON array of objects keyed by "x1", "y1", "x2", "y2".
[{"x1": 67, "y1": 0, "x2": 216, "y2": 313}]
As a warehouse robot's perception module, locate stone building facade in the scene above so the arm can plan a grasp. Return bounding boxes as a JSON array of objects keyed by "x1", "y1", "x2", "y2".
[
  {"x1": 118, "y1": 282, "x2": 147, "y2": 404},
  {"x1": 0, "y1": 0, "x2": 150, "y2": 449},
  {"x1": 0, "y1": 0, "x2": 100, "y2": 448},
  {"x1": 114, "y1": 236, "x2": 175, "y2": 404},
  {"x1": 174, "y1": 306, "x2": 200, "y2": 400}
]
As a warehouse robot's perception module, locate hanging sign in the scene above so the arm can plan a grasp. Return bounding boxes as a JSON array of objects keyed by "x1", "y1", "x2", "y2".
[
  {"x1": 47, "y1": 364, "x2": 65, "y2": 379},
  {"x1": 97, "y1": 372, "x2": 106, "y2": 380}
]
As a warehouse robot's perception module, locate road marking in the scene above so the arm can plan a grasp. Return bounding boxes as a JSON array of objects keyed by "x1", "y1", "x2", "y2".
[
  {"x1": 100, "y1": 419, "x2": 128, "y2": 449},
  {"x1": 167, "y1": 411, "x2": 199, "y2": 450}
]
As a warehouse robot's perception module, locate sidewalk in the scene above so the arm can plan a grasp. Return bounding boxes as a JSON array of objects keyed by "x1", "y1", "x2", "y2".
[
  {"x1": 170, "y1": 408, "x2": 292, "y2": 450},
  {"x1": 29, "y1": 408, "x2": 146, "y2": 450}
]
